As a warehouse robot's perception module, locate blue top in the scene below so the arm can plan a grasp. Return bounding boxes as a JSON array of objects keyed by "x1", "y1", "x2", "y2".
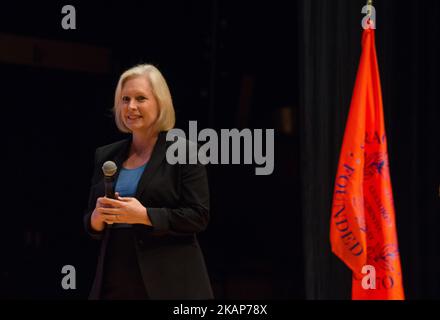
[
  {"x1": 115, "y1": 163, "x2": 147, "y2": 197},
  {"x1": 112, "y1": 163, "x2": 147, "y2": 228}
]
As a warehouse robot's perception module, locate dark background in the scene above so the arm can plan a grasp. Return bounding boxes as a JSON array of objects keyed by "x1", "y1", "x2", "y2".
[{"x1": 0, "y1": 0, "x2": 438, "y2": 300}]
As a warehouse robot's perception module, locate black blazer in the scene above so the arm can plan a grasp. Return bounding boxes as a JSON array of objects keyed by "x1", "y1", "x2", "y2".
[{"x1": 84, "y1": 131, "x2": 213, "y2": 299}]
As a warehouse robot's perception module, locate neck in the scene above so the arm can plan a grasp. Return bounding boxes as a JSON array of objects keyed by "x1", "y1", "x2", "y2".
[{"x1": 131, "y1": 129, "x2": 159, "y2": 156}]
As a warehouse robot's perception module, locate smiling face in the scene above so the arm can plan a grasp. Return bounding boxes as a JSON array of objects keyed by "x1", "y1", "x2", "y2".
[{"x1": 120, "y1": 76, "x2": 160, "y2": 134}]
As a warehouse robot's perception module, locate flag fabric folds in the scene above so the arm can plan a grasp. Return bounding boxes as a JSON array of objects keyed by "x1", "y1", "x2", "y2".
[{"x1": 330, "y1": 28, "x2": 404, "y2": 300}]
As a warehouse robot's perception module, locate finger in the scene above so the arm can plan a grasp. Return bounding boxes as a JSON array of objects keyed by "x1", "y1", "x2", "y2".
[
  {"x1": 96, "y1": 197, "x2": 105, "y2": 206},
  {"x1": 103, "y1": 214, "x2": 117, "y2": 220},
  {"x1": 96, "y1": 197, "x2": 113, "y2": 207},
  {"x1": 115, "y1": 193, "x2": 127, "y2": 201},
  {"x1": 101, "y1": 212, "x2": 120, "y2": 217},
  {"x1": 104, "y1": 215, "x2": 120, "y2": 224},
  {"x1": 100, "y1": 197, "x2": 123, "y2": 207},
  {"x1": 97, "y1": 207, "x2": 123, "y2": 215},
  {"x1": 117, "y1": 196, "x2": 131, "y2": 201},
  {"x1": 104, "y1": 214, "x2": 121, "y2": 223}
]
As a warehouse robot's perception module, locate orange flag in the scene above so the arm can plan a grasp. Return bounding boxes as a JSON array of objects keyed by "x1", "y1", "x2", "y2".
[{"x1": 330, "y1": 28, "x2": 405, "y2": 300}]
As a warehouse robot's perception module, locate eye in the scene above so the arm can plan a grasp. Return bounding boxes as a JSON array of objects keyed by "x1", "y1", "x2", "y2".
[
  {"x1": 136, "y1": 96, "x2": 147, "y2": 102},
  {"x1": 122, "y1": 96, "x2": 130, "y2": 103}
]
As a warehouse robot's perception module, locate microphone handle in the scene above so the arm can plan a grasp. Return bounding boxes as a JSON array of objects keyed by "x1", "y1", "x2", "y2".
[{"x1": 104, "y1": 175, "x2": 116, "y2": 199}]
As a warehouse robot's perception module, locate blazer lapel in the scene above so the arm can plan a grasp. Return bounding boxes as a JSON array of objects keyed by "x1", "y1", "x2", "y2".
[
  {"x1": 112, "y1": 138, "x2": 132, "y2": 183},
  {"x1": 135, "y1": 131, "x2": 167, "y2": 199}
]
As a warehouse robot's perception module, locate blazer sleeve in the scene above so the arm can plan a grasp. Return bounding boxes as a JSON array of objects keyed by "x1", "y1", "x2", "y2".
[
  {"x1": 83, "y1": 148, "x2": 105, "y2": 240},
  {"x1": 146, "y1": 162, "x2": 210, "y2": 236}
]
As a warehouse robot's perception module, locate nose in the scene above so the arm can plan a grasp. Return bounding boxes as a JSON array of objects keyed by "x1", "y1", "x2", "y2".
[{"x1": 128, "y1": 100, "x2": 137, "y2": 110}]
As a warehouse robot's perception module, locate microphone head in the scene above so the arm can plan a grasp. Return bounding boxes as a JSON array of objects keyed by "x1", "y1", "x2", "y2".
[{"x1": 102, "y1": 161, "x2": 118, "y2": 177}]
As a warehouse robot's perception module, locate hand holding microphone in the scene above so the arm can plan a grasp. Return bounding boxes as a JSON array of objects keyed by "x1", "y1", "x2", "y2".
[
  {"x1": 91, "y1": 161, "x2": 118, "y2": 230},
  {"x1": 91, "y1": 160, "x2": 151, "y2": 229}
]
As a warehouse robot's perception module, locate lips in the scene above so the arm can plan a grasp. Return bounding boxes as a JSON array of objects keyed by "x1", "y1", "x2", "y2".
[{"x1": 127, "y1": 115, "x2": 142, "y2": 120}]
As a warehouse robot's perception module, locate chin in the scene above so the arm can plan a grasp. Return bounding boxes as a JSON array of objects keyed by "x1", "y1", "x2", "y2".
[{"x1": 128, "y1": 124, "x2": 155, "y2": 134}]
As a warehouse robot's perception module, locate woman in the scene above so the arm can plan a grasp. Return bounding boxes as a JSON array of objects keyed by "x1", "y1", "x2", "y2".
[{"x1": 83, "y1": 64, "x2": 213, "y2": 300}]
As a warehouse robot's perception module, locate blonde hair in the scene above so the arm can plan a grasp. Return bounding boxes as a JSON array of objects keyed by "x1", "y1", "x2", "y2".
[{"x1": 113, "y1": 64, "x2": 175, "y2": 133}]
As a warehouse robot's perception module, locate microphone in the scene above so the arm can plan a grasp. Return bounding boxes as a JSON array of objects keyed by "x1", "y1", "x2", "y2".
[{"x1": 102, "y1": 161, "x2": 118, "y2": 199}]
